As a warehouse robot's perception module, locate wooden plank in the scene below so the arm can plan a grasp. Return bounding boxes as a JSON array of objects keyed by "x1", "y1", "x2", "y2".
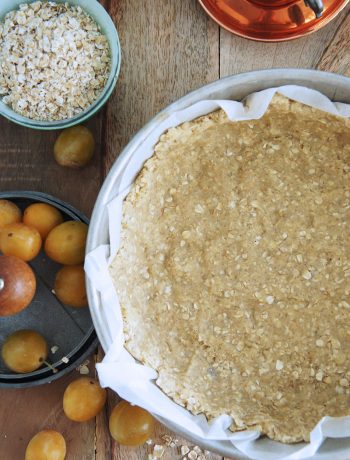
[
  {"x1": 0, "y1": 116, "x2": 103, "y2": 217},
  {"x1": 0, "y1": 364, "x2": 97, "y2": 460},
  {"x1": 317, "y1": 11, "x2": 350, "y2": 75},
  {"x1": 102, "y1": 0, "x2": 219, "y2": 172},
  {"x1": 95, "y1": 348, "x2": 113, "y2": 460},
  {"x1": 219, "y1": 5, "x2": 349, "y2": 76},
  {"x1": 0, "y1": 68, "x2": 104, "y2": 460},
  {"x1": 0, "y1": 111, "x2": 103, "y2": 460}
]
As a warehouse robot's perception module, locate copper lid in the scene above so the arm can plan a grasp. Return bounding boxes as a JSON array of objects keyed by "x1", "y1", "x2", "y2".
[{"x1": 198, "y1": 0, "x2": 349, "y2": 41}]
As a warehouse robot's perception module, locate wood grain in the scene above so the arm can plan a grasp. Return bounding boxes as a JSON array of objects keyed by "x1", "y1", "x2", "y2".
[
  {"x1": 0, "y1": 367, "x2": 97, "y2": 460},
  {"x1": 0, "y1": 0, "x2": 350, "y2": 459},
  {"x1": 102, "y1": 0, "x2": 219, "y2": 172},
  {"x1": 317, "y1": 9, "x2": 350, "y2": 76},
  {"x1": 0, "y1": 116, "x2": 103, "y2": 217},
  {"x1": 95, "y1": 348, "x2": 113, "y2": 460}
]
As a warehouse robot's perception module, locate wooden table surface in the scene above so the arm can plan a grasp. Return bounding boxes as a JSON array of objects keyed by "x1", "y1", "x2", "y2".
[{"x1": 1, "y1": 1, "x2": 350, "y2": 459}]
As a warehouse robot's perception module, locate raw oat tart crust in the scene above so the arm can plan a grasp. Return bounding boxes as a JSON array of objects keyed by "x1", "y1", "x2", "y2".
[{"x1": 110, "y1": 94, "x2": 350, "y2": 443}]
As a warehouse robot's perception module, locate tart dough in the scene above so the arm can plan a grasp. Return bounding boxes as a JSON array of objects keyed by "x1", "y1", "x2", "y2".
[{"x1": 110, "y1": 94, "x2": 350, "y2": 443}]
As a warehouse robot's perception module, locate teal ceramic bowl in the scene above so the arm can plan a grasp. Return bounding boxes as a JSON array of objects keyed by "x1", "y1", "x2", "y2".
[{"x1": 0, "y1": 0, "x2": 121, "y2": 130}]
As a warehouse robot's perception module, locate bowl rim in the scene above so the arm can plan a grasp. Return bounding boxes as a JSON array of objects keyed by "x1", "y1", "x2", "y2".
[
  {"x1": 0, "y1": 0, "x2": 121, "y2": 130},
  {"x1": 86, "y1": 68, "x2": 350, "y2": 458}
]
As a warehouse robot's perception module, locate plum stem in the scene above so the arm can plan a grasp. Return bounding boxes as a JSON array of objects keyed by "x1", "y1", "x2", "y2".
[{"x1": 43, "y1": 360, "x2": 58, "y2": 374}]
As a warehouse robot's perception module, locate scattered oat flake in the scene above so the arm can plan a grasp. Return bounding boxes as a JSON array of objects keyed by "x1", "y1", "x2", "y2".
[
  {"x1": 161, "y1": 434, "x2": 175, "y2": 446},
  {"x1": 61, "y1": 356, "x2": 69, "y2": 364},
  {"x1": 51, "y1": 345, "x2": 59, "y2": 354},
  {"x1": 152, "y1": 444, "x2": 165, "y2": 458},
  {"x1": 181, "y1": 445, "x2": 190, "y2": 456},
  {"x1": 76, "y1": 360, "x2": 90, "y2": 374},
  {"x1": 77, "y1": 364, "x2": 89, "y2": 375}
]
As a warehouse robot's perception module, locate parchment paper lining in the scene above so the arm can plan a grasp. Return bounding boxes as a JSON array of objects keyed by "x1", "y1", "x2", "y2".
[{"x1": 85, "y1": 86, "x2": 350, "y2": 460}]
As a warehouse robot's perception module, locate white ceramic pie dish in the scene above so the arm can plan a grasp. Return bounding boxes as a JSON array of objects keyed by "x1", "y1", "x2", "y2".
[{"x1": 86, "y1": 69, "x2": 350, "y2": 459}]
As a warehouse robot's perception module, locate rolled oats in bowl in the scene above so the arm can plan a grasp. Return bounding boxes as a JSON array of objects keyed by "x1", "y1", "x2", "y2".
[{"x1": 0, "y1": 1, "x2": 111, "y2": 121}]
